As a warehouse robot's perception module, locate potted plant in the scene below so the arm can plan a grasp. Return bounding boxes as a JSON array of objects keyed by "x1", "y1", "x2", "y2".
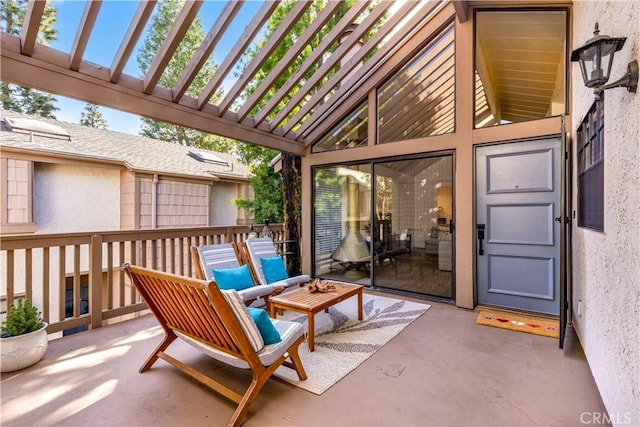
[{"x1": 1, "y1": 299, "x2": 48, "y2": 372}]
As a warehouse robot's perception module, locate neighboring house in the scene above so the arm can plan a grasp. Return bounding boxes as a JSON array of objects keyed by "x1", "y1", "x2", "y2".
[
  {"x1": 0, "y1": 110, "x2": 253, "y2": 235},
  {"x1": 0, "y1": 111, "x2": 254, "y2": 334}
]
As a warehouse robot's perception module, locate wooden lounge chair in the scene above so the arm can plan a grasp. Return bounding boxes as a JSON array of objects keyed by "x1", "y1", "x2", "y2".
[
  {"x1": 123, "y1": 264, "x2": 307, "y2": 427},
  {"x1": 190, "y1": 243, "x2": 275, "y2": 306},
  {"x1": 238, "y1": 237, "x2": 310, "y2": 291}
]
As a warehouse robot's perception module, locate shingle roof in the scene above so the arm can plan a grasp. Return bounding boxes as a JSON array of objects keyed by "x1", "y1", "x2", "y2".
[{"x1": 0, "y1": 110, "x2": 250, "y2": 181}]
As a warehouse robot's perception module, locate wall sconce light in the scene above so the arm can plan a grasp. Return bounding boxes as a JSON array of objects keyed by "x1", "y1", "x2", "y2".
[{"x1": 570, "y1": 23, "x2": 638, "y2": 97}]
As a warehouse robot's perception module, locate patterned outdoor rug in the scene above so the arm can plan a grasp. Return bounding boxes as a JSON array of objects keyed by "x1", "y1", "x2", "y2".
[
  {"x1": 273, "y1": 293, "x2": 430, "y2": 395},
  {"x1": 476, "y1": 311, "x2": 559, "y2": 338}
]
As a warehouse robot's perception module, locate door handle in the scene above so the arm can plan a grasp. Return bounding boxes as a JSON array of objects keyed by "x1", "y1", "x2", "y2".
[{"x1": 477, "y1": 224, "x2": 485, "y2": 256}]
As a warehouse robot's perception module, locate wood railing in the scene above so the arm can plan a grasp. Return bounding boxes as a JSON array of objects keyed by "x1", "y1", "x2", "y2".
[{"x1": 0, "y1": 224, "x2": 290, "y2": 336}]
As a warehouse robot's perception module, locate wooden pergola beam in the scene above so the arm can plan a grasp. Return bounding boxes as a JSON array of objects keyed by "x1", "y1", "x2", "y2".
[
  {"x1": 285, "y1": 0, "x2": 422, "y2": 137},
  {"x1": 70, "y1": 0, "x2": 102, "y2": 71},
  {"x1": 110, "y1": 1, "x2": 157, "y2": 83},
  {"x1": 20, "y1": 0, "x2": 46, "y2": 57},
  {"x1": 268, "y1": 0, "x2": 393, "y2": 132},
  {"x1": 217, "y1": 1, "x2": 312, "y2": 114},
  {"x1": 302, "y1": 2, "x2": 455, "y2": 145},
  {"x1": 172, "y1": 1, "x2": 243, "y2": 102},
  {"x1": 453, "y1": 1, "x2": 469, "y2": 23},
  {"x1": 1, "y1": 34, "x2": 305, "y2": 156},
  {"x1": 142, "y1": 0, "x2": 203, "y2": 94},
  {"x1": 236, "y1": 0, "x2": 346, "y2": 122},
  {"x1": 196, "y1": 1, "x2": 280, "y2": 110},
  {"x1": 251, "y1": 1, "x2": 370, "y2": 126}
]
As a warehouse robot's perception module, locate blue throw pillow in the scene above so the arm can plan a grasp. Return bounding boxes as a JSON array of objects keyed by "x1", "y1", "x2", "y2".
[
  {"x1": 212, "y1": 265, "x2": 254, "y2": 291},
  {"x1": 260, "y1": 256, "x2": 289, "y2": 284},
  {"x1": 247, "y1": 307, "x2": 282, "y2": 345}
]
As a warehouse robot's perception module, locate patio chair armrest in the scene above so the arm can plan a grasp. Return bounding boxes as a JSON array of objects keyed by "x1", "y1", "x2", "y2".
[
  {"x1": 270, "y1": 274, "x2": 311, "y2": 289},
  {"x1": 238, "y1": 284, "x2": 276, "y2": 301}
]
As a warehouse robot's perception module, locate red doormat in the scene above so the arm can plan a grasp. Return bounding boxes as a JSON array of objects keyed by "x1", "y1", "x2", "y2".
[{"x1": 476, "y1": 311, "x2": 559, "y2": 338}]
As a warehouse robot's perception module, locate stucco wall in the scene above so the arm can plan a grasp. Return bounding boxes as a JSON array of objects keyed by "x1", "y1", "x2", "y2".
[
  {"x1": 33, "y1": 163, "x2": 120, "y2": 233},
  {"x1": 209, "y1": 182, "x2": 241, "y2": 226},
  {"x1": 571, "y1": 3, "x2": 640, "y2": 425}
]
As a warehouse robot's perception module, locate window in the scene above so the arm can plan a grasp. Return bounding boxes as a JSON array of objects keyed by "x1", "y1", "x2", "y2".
[
  {"x1": 312, "y1": 101, "x2": 368, "y2": 153},
  {"x1": 377, "y1": 22, "x2": 455, "y2": 143},
  {"x1": 577, "y1": 95, "x2": 604, "y2": 231},
  {"x1": 64, "y1": 275, "x2": 89, "y2": 336},
  {"x1": 312, "y1": 164, "x2": 371, "y2": 282}
]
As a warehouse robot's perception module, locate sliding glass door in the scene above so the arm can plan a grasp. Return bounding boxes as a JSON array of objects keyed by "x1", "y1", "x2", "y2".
[
  {"x1": 313, "y1": 164, "x2": 372, "y2": 286},
  {"x1": 372, "y1": 155, "x2": 454, "y2": 299},
  {"x1": 313, "y1": 154, "x2": 454, "y2": 299}
]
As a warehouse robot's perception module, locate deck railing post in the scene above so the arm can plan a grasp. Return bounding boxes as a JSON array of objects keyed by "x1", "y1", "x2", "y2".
[{"x1": 89, "y1": 233, "x2": 104, "y2": 329}]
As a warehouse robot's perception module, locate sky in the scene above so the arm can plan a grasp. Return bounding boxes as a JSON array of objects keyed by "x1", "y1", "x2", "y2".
[{"x1": 48, "y1": 0, "x2": 264, "y2": 136}]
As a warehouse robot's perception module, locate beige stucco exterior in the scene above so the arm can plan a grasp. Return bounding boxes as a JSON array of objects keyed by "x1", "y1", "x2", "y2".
[
  {"x1": 33, "y1": 163, "x2": 120, "y2": 233},
  {"x1": 571, "y1": 2, "x2": 640, "y2": 424}
]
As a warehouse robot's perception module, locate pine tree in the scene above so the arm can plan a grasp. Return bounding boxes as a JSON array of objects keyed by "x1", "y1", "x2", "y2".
[
  {"x1": 136, "y1": 0, "x2": 229, "y2": 149},
  {"x1": 80, "y1": 104, "x2": 108, "y2": 129},
  {"x1": 0, "y1": 0, "x2": 59, "y2": 118}
]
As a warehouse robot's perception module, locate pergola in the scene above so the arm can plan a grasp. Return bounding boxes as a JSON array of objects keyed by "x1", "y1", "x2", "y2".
[
  {"x1": 2, "y1": 3, "x2": 639, "y2": 424},
  {"x1": 1, "y1": 0, "x2": 470, "y2": 155},
  {"x1": 1, "y1": 0, "x2": 572, "y2": 308}
]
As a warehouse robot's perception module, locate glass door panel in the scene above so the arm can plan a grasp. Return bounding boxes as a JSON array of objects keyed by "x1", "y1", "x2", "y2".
[
  {"x1": 313, "y1": 164, "x2": 372, "y2": 285},
  {"x1": 372, "y1": 155, "x2": 454, "y2": 299}
]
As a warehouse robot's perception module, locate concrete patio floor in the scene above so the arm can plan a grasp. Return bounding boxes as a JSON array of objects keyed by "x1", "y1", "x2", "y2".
[{"x1": 1, "y1": 293, "x2": 607, "y2": 426}]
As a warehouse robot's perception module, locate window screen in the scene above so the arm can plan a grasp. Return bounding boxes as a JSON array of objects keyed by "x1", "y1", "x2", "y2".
[{"x1": 577, "y1": 96, "x2": 604, "y2": 231}]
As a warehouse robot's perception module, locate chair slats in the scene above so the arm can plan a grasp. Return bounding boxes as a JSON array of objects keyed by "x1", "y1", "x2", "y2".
[
  {"x1": 240, "y1": 237, "x2": 310, "y2": 290},
  {"x1": 190, "y1": 243, "x2": 275, "y2": 308},
  {"x1": 122, "y1": 264, "x2": 307, "y2": 427}
]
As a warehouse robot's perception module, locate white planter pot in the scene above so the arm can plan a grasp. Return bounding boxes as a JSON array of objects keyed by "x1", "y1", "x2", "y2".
[{"x1": 0, "y1": 323, "x2": 48, "y2": 373}]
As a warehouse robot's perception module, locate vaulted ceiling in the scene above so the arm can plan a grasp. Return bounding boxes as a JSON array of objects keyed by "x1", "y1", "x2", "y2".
[
  {"x1": 1, "y1": 0, "x2": 461, "y2": 156},
  {"x1": 475, "y1": 10, "x2": 567, "y2": 125}
]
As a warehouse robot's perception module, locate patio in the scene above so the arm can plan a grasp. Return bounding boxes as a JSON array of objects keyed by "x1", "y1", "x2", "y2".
[
  {"x1": 1, "y1": 293, "x2": 606, "y2": 427},
  {"x1": 1, "y1": 0, "x2": 638, "y2": 423}
]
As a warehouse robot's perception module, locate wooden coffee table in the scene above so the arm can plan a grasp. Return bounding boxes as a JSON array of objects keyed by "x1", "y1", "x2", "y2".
[{"x1": 269, "y1": 281, "x2": 363, "y2": 351}]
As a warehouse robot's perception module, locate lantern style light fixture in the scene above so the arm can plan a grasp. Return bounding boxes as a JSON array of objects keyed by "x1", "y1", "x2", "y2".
[{"x1": 570, "y1": 23, "x2": 638, "y2": 96}]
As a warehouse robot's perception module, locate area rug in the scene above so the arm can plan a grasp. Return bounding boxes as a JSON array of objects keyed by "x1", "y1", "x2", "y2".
[
  {"x1": 476, "y1": 311, "x2": 559, "y2": 338},
  {"x1": 273, "y1": 293, "x2": 430, "y2": 395}
]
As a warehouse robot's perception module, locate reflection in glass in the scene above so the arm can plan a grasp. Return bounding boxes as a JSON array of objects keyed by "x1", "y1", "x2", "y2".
[
  {"x1": 313, "y1": 164, "x2": 371, "y2": 285},
  {"x1": 372, "y1": 156, "x2": 454, "y2": 299},
  {"x1": 377, "y1": 23, "x2": 455, "y2": 143},
  {"x1": 312, "y1": 102, "x2": 368, "y2": 153},
  {"x1": 312, "y1": 156, "x2": 455, "y2": 300}
]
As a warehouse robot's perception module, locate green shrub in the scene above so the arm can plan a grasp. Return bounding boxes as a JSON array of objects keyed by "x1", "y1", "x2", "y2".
[{"x1": 1, "y1": 299, "x2": 44, "y2": 337}]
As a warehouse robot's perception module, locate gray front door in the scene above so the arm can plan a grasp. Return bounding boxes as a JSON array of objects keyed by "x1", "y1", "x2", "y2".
[{"x1": 476, "y1": 138, "x2": 560, "y2": 315}]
